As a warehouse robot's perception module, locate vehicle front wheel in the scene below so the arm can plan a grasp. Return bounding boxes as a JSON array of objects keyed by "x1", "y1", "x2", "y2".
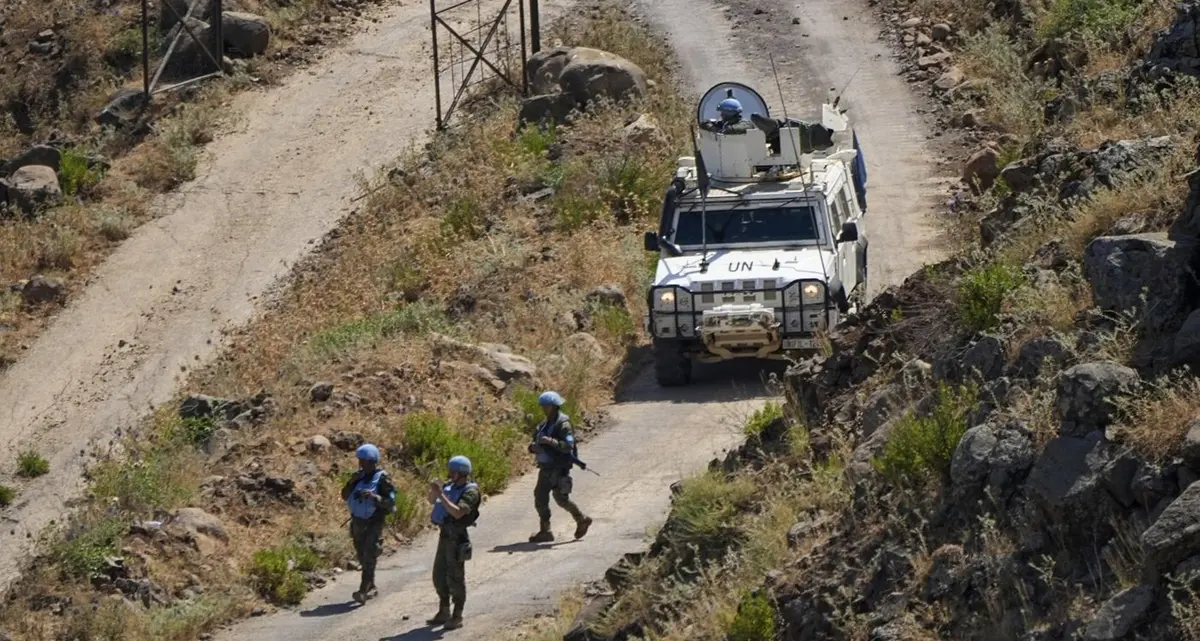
[{"x1": 652, "y1": 338, "x2": 692, "y2": 386}]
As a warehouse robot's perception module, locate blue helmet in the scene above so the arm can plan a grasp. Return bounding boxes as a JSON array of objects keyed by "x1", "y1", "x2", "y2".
[
  {"x1": 717, "y1": 97, "x2": 742, "y2": 117},
  {"x1": 538, "y1": 391, "x2": 565, "y2": 407},
  {"x1": 356, "y1": 443, "x2": 380, "y2": 462},
  {"x1": 448, "y1": 455, "x2": 472, "y2": 474}
]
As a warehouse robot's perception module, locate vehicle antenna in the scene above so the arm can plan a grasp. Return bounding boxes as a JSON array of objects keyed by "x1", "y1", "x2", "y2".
[
  {"x1": 769, "y1": 53, "x2": 831, "y2": 293},
  {"x1": 832, "y1": 64, "x2": 862, "y2": 110},
  {"x1": 690, "y1": 123, "x2": 712, "y2": 274}
]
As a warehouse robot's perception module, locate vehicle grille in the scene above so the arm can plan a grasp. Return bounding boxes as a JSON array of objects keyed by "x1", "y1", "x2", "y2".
[{"x1": 694, "y1": 279, "x2": 779, "y2": 310}]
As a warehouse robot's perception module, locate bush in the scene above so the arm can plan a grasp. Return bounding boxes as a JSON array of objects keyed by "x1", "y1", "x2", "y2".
[
  {"x1": 873, "y1": 383, "x2": 979, "y2": 486},
  {"x1": 1037, "y1": 0, "x2": 1147, "y2": 43},
  {"x1": 59, "y1": 148, "x2": 104, "y2": 197},
  {"x1": 89, "y1": 444, "x2": 198, "y2": 514},
  {"x1": 309, "y1": 303, "x2": 449, "y2": 356},
  {"x1": 956, "y1": 262, "x2": 1025, "y2": 332},
  {"x1": 671, "y1": 471, "x2": 757, "y2": 550},
  {"x1": 401, "y1": 412, "x2": 522, "y2": 494},
  {"x1": 249, "y1": 543, "x2": 323, "y2": 605},
  {"x1": 54, "y1": 517, "x2": 128, "y2": 579},
  {"x1": 744, "y1": 402, "x2": 784, "y2": 437},
  {"x1": 17, "y1": 450, "x2": 49, "y2": 478},
  {"x1": 727, "y1": 590, "x2": 777, "y2": 641},
  {"x1": 0, "y1": 484, "x2": 15, "y2": 507}
]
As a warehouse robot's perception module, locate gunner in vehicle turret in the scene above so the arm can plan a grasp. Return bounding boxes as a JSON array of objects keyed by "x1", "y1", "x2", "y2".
[{"x1": 702, "y1": 97, "x2": 754, "y2": 134}]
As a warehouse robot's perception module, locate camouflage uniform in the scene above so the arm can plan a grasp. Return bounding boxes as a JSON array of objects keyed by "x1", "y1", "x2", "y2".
[
  {"x1": 431, "y1": 482, "x2": 481, "y2": 627},
  {"x1": 341, "y1": 469, "x2": 397, "y2": 598},
  {"x1": 530, "y1": 412, "x2": 591, "y2": 541}
]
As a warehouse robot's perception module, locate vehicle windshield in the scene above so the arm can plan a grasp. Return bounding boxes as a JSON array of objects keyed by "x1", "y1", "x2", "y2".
[{"x1": 672, "y1": 206, "x2": 822, "y2": 246}]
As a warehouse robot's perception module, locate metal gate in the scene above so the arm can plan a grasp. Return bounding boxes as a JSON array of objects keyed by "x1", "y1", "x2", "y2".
[
  {"x1": 429, "y1": 0, "x2": 541, "y2": 130},
  {"x1": 137, "y1": 0, "x2": 226, "y2": 110}
]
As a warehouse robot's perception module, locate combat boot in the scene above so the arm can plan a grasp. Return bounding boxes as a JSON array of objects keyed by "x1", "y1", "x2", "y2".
[
  {"x1": 574, "y1": 516, "x2": 593, "y2": 540},
  {"x1": 444, "y1": 603, "x2": 464, "y2": 630},
  {"x1": 528, "y1": 520, "x2": 554, "y2": 543},
  {"x1": 426, "y1": 600, "x2": 451, "y2": 625}
]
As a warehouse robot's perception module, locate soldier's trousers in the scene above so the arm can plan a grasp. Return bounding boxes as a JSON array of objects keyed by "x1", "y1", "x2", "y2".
[
  {"x1": 534, "y1": 466, "x2": 583, "y2": 525},
  {"x1": 350, "y1": 516, "x2": 384, "y2": 591},
  {"x1": 432, "y1": 534, "x2": 468, "y2": 606}
]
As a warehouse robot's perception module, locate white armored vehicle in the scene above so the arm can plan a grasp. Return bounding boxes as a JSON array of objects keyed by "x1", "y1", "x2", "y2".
[{"x1": 642, "y1": 81, "x2": 870, "y2": 386}]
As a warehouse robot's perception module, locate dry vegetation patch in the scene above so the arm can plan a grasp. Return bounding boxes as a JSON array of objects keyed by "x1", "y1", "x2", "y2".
[{"x1": 0, "y1": 4, "x2": 693, "y2": 640}]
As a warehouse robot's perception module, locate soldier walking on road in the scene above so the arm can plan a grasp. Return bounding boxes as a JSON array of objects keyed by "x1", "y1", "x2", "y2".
[
  {"x1": 341, "y1": 443, "x2": 397, "y2": 604},
  {"x1": 528, "y1": 391, "x2": 592, "y2": 543},
  {"x1": 426, "y1": 455, "x2": 481, "y2": 631}
]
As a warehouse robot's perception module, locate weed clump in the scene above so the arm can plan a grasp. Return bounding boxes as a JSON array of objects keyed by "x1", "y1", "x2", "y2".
[
  {"x1": 727, "y1": 590, "x2": 777, "y2": 641},
  {"x1": 0, "y1": 484, "x2": 15, "y2": 507},
  {"x1": 249, "y1": 543, "x2": 323, "y2": 605},
  {"x1": 17, "y1": 450, "x2": 50, "y2": 478},
  {"x1": 956, "y1": 262, "x2": 1025, "y2": 333},
  {"x1": 873, "y1": 382, "x2": 979, "y2": 486},
  {"x1": 53, "y1": 517, "x2": 127, "y2": 579},
  {"x1": 744, "y1": 402, "x2": 785, "y2": 437},
  {"x1": 401, "y1": 412, "x2": 522, "y2": 494}
]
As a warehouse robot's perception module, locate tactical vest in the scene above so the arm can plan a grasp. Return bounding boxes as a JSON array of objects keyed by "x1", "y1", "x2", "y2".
[
  {"x1": 431, "y1": 481, "x2": 479, "y2": 527},
  {"x1": 347, "y1": 470, "x2": 385, "y2": 520},
  {"x1": 535, "y1": 413, "x2": 576, "y2": 469}
]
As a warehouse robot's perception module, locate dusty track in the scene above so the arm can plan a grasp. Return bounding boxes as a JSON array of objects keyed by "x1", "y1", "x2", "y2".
[
  {"x1": 196, "y1": 0, "x2": 950, "y2": 640},
  {"x1": 0, "y1": 0, "x2": 567, "y2": 593}
]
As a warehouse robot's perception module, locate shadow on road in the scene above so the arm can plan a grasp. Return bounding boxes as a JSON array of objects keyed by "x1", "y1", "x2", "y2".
[
  {"x1": 299, "y1": 601, "x2": 361, "y2": 617},
  {"x1": 379, "y1": 625, "x2": 445, "y2": 641},
  {"x1": 488, "y1": 539, "x2": 580, "y2": 554},
  {"x1": 613, "y1": 355, "x2": 789, "y2": 405}
]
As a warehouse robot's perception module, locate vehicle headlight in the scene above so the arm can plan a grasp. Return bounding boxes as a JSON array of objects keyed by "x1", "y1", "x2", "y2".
[
  {"x1": 802, "y1": 283, "x2": 824, "y2": 302},
  {"x1": 653, "y1": 287, "x2": 692, "y2": 311},
  {"x1": 659, "y1": 290, "x2": 675, "y2": 305}
]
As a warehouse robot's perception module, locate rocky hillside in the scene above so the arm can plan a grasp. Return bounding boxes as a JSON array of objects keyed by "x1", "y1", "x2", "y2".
[
  {"x1": 0, "y1": 4, "x2": 690, "y2": 640},
  {"x1": 0, "y1": 0, "x2": 384, "y2": 370},
  {"x1": 545, "y1": 1, "x2": 1200, "y2": 641}
]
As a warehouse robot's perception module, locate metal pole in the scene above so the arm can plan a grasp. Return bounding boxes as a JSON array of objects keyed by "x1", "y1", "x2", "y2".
[
  {"x1": 529, "y1": 0, "x2": 540, "y2": 54},
  {"x1": 141, "y1": 0, "x2": 151, "y2": 97},
  {"x1": 430, "y1": 0, "x2": 443, "y2": 130},
  {"x1": 518, "y1": 0, "x2": 527, "y2": 94},
  {"x1": 211, "y1": 0, "x2": 224, "y2": 73}
]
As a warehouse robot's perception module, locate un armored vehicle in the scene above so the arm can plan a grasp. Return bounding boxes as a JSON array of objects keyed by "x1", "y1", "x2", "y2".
[{"x1": 642, "y1": 81, "x2": 870, "y2": 386}]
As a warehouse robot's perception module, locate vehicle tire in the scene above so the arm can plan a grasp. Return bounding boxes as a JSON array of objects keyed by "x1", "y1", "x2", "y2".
[{"x1": 653, "y1": 339, "x2": 692, "y2": 386}]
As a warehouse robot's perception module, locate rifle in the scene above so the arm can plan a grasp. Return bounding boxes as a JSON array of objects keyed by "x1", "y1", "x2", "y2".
[{"x1": 568, "y1": 451, "x2": 600, "y2": 477}]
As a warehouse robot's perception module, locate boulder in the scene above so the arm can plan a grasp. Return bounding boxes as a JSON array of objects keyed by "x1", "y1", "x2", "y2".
[
  {"x1": 933, "y1": 66, "x2": 965, "y2": 92},
  {"x1": 1081, "y1": 585, "x2": 1156, "y2": 641},
  {"x1": 519, "y1": 93, "x2": 578, "y2": 126},
  {"x1": 430, "y1": 333, "x2": 538, "y2": 384},
  {"x1": 859, "y1": 383, "x2": 905, "y2": 440},
  {"x1": 564, "y1": 332, "x2": 605, "y2": 361},
  {"x1": 21, "y1": 275, "x2": 66, "y2": 306},
  {"x1": 1011, "y1": 335, "x2": 1072, "y2": 379},
  {"x1": 950, "y1": 420, "x2": 1036, "y2": 500},
  {"x1": 1183, "y1": 419, "x2": 1200, "y2": 471},
  {"x1": 160, "y1": 0, "x2": 212, "y2": 32},
  {"x1": 559, "y1": 47, "x2": 648, "y2": 106},
  {"x1": 1056, "y1": 362, "x2": 1139, "y2": 437},
  {"x1": 1143, "y1": 481, "x2": 1200, "y2": 572},
  {"x1": 1132, "y1": 461, "x2": 1176, "y2": 509},
  {"x1": 1171, "y1": 309, "x2": 1200, "y2": 372},
  {"x1": 222, "y1": 12, "x2": 271, "y2": 57},
  {"x1": 1133, "y1": 1, "x2": 1200, "y2": 82},
  {"x1": 97, "y1": 88, "x2": 148, "y2": 128},
  {"x1": 330, "y1": 430, "x2": 365, "y2": 451},
  {"x1": 309, "y1": 382, "x2": 334, "y2": 403},
  {"x1": 931, "y1": 23, "x2": 953, "y2": 41},
  {"x1": 165, "y1": 17, "x2": 216, "y2": 76},
  {"x1": 1026, "y1": 431, "x2": 1119, "y2": 529},
  {"x1": 962, "y1": 334, "x2": 1006, "y2": 381},
  {"x1": 962, "y1": 146, "x2": 1000, "y2": 192},
  {"x1": 1084, "y1": 233, "x2": 1188, "y2": 331},
  {"x1": 0, "y1": 145, "x2": 61, "y2": 176},
  {"x1": 585, "y1": 284, "x2": 627, "y2": 309},
  {"x1": 307, "y1": 435, "x2": 331, "y2": 452},
  {"x1": 8, "y1": 165, "x2": 62, "y2": 215},
  {"x1": 624, "y1": 114, "x2": 665, "y2": 146},
  {"x1": 526, "y1": 46, "x2": 572, "y2": 94},
  {"x1": 166, "y1": 507, "x2": 228, "y2": 541},
  {"x1": 917, "y1": 51, "x2": 952, "y2": 69}
]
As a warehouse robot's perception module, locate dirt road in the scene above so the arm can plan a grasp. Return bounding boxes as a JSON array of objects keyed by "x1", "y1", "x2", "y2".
[
  {"x1": 200, "y1": 0, "x2": 950, "y2": 640},
  {"x1": 0, "y1": 0, "x2": 567, "y2": 593},
  {"x1": 215, "y1": 368, "x2": 762, "y2": 641}
]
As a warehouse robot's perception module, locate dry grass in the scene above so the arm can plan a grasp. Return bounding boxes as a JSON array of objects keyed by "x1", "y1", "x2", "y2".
[
  {"x1": 0, "y1": 5, "x2": 694, "y2": 640},
  {"x1": 1114, "y1": 374, "x2": 1200, "y2": 461},
  {"x1": 956, "y1": 24, "x2": 1053, "y2": 141}
]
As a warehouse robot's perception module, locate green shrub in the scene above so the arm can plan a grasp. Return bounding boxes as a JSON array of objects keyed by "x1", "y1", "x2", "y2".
[
  {"x1": 441, "y1": 197, "x2": 488, "y2": 240},
  {"x1": 17, "y1": 450, "x2": 49, "y2": 478},
  {"x1": 727, "y1": 590, "x2": 777, "y2": 641},
  {"x1": 1038, "y1": 0, "x2": 1147, "y2": 43},
  {"x1": 249, "y1": 543, "x2": 323, "y2": 605},
  {"x1": 401, "y1": 412, "x2": 522, "y2": 493},
  {"x1": 309, "y1": 303, "x2": 449, "y2": 356},
  {"x1": 956, "y1": 262, "x2": 1025, "y2": 332},
  {"x1": 176, "y1": 416, "x2": 217, "y2": 444},
  {"x1": 0, "y1": 484, "x2": 15, "y2": 507},
  {"x1": 59, "y1": 148, "x2": 105, "y2": 197},
  {"x1": 873, "y1": 382, "x2": 979, "y2": 486},
  {"x1": 744, "y1": 402, "x2": 784, "y2": 437},
  {"x1": 54, "y1": 517, "x2": 128, "y2": 579},
  {"x1": 517, "y1": 121, "x2": 558, "y2": 157},
  {"x1": 89, "y1": 443, "x2": 198, "y2": 514},
  {"x1": 593, "y1": 304, "x2": 637, "y2": 344},
  {"x1": 671, "y1": 471, "x2": 757, "y2": 550}
]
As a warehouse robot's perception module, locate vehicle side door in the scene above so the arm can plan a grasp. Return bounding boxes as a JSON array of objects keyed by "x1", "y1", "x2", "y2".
[{"x1": 830, "y1": 177, "x2": 859, "y2": 297}]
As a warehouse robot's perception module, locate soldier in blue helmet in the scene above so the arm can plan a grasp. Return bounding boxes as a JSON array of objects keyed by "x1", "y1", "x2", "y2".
[
  {"x1": 341, "y1": 443, "x2": 397, "y2": 604},
  {"x1": 426, "y1": 454, "x2": 481, "y2": 630},
  {"x1": 527, "y1": 391, "x2": 592, "y2": 543},
  {"x1": 703, "y1": 95, "x2": 753, "y2": 134}
]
